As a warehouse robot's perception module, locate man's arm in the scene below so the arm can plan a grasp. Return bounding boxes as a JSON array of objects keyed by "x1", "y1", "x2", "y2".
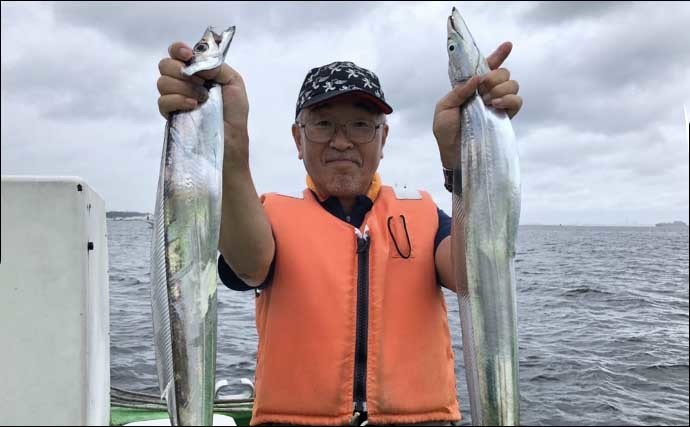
[
  {"x1": 218, "y1": 136, "x2": 275, "y2": 287},
  {"x1": 435, "y1": 208, "x2": 466, "y2": 293},
  {"x1": 435, "y1": 236, "x2": 455, "y2": 292}
]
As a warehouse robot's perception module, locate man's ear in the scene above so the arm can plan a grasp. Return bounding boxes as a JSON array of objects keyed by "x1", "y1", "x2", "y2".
[
  {"x1": 380, "y1": 123, "x2": 389, "y2": 159},
  {"x1": 292, "y1": 123, "x2": 304, "y2": 160}
]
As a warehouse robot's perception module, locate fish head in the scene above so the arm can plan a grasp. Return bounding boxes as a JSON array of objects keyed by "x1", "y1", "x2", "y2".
[
  {"x1": 181, "y1": 26, "x2": 235, "y2": 77},
  {"x1": 447, "y1": 7, "x2": 484, "y2": 85}
]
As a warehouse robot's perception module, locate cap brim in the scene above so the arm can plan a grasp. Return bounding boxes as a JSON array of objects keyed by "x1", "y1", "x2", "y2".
[{"x1": 298, "y1": 89, "x2": 393, "y2": 117}]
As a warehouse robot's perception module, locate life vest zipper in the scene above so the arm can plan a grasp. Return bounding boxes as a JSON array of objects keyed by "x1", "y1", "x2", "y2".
[{"x1": 353, "y1": 226, "x2": 370, "y2": 419}]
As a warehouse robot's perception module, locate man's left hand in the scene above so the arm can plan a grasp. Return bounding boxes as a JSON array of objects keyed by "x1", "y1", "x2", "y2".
[
  {"x1": 478, "y1": 41, "x2": 522, "y2": 118},
  {"x1": 433, "y1": 41, "x2": 523, "y2": 168}
]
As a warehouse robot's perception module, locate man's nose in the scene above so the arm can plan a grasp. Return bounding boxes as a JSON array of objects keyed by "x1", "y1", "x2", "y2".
[{"x1": 328, "y1": 126, "x2": 355, "y2": 151}]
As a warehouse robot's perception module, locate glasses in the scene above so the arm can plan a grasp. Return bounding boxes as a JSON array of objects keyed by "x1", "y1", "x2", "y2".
[{"x1": 296, "y1": 119, "x2": 384, "y2": 144}]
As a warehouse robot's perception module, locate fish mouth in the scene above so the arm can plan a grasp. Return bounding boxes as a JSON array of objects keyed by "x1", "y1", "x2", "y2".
[
  {"x1": 211, "y1": 30, "x2": 224, "y2": 44},
  {"x1": 448, "y1": 7, "x2": 463, "y2": 39},
  {"x1": 210, "y1": 26, "x2": 235, "y2": 55}
]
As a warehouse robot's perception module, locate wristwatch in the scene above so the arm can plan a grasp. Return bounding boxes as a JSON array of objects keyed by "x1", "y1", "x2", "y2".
[{"x1": 443, "y1": 167, "x2": 454, "y2": 193}]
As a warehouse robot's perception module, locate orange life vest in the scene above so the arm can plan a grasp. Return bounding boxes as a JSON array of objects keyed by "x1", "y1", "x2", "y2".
[{"x1": 251, "y1": 185, "x2": 460, "y2": 426}]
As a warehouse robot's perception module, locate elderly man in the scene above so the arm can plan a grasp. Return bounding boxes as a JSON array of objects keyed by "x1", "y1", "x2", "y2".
[{"x1": 157, "y1": 36, "x2": 521, "y2": 426}]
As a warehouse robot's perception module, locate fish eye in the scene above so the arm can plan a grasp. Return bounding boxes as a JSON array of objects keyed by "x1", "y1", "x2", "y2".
[
  {"x1": 194, "y1": 43, "x2": 209, "y2": 53},
  {"x1": 449, "y1": 45, "x2": 455, "y2": 52}
]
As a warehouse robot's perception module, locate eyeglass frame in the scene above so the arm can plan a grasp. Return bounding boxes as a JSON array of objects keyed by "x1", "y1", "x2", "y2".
[{"x1": 295, "y1": 119, "x2": 385, "y2": 144}]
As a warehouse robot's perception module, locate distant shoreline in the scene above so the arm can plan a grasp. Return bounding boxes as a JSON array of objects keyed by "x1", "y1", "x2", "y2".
[
  {"x1": 654, "y1": 221, "x2": 688, "y2": 228},
  {"x1": 521, "y1": 224, "x2": 688, "y2": 228},
  {"x1": 106, "y1": 211, "x2": 151, "y2": 219},
  {"x1": 103, "y1": 214, "x2": 687, "y2": 228}
]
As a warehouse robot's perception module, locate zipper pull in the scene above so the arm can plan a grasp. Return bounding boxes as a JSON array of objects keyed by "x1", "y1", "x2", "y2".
[
  {"x1": 354, "y1": 224, "x2": 370, "y2": 240},
  {"x1": 354, "y1": 225, "x2": 370, "y2": 252},
  {"x1": 350, "y1": 410, "x2": 369, "y2": 426}
]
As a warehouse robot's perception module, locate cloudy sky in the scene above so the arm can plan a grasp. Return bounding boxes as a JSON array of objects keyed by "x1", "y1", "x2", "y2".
[{"x1": 2, "y1": 1, "x2": 689, "y2": 226}]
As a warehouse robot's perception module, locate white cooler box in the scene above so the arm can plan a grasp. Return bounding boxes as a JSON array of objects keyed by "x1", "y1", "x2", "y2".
[{"x1": 0, "y1": 176, "x2": 110, "y2": 426}]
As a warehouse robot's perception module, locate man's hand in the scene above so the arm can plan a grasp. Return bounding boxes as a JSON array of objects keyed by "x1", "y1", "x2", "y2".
[
  {"x1": 432, "y1": 42, "x2": 523, "y2": 168},
  {"x1": 157, "y1": 41, "x2": 250, "y2": 158}
]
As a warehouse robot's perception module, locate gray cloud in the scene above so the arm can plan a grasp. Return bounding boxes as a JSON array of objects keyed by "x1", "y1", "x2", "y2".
[
  {"x1": 1, "y1": 5, "x2": 156, "y2": 122},
  {"x1": 521, "y1": 1, "x2": 628, "y2": 26},
  {"x1": 2, "y1": 1, "x2": 688, "y2": 226},
  {"x1": 52, "y1": 1, "x2": 382, "y2": 51},
  {"x1": 384, "y1": 2, "x2": 690, "y2": 140},
  {"x1": 370, "y1": 1, "x2": 690, "y2": 231},
  {"x1": 1, "y1": 58, "x2": 153, "y2": 121},
  {"x1": 1, "y1": 1, "x2": 394, "y2": 122},
  {"x1": 516, "y1": 2, "x2": 690, "y2": 134}
]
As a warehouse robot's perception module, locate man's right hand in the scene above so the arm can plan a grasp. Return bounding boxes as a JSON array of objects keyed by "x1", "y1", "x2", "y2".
[{"x1": 157, "y1": 41, "x2": 250, "y2": 157}]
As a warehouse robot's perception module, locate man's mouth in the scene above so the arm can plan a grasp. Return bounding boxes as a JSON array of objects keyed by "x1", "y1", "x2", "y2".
[{"x1": 326, "y1": 158, "x2": 359, "y2": 166}]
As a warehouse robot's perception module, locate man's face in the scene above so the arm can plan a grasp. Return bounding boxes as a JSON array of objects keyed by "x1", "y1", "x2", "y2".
[{"x1": 292, "y1": 94, "x2": 389, "y2": 199}]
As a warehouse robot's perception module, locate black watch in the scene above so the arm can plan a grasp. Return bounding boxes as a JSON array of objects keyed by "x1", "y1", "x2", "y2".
[{"x1": 443, "y1": 167, "x2": 454, "y2": 193}]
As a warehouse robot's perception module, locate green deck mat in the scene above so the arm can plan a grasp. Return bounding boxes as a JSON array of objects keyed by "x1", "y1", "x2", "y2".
[{"x1": 110, "y1": 407, "x2": 252, "y2": 426}]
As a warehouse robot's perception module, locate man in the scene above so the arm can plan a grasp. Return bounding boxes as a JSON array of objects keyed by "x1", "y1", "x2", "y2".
[{"x1": 157, "y1": 37, "x2": 521, "y2": 426}]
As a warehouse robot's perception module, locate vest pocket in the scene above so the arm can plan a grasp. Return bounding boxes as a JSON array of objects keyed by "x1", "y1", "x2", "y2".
[{"x1": 387, "y1": 215, "x2": 414, "y2": 259}]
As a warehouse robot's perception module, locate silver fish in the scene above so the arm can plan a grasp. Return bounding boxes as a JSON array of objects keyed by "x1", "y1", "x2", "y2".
[
  {"x1": 446, "y1": 7, "x2": 521, "y2": 426},
  {"x1": 150, "y1": 26, "x2": 235, "y2": 426}
]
